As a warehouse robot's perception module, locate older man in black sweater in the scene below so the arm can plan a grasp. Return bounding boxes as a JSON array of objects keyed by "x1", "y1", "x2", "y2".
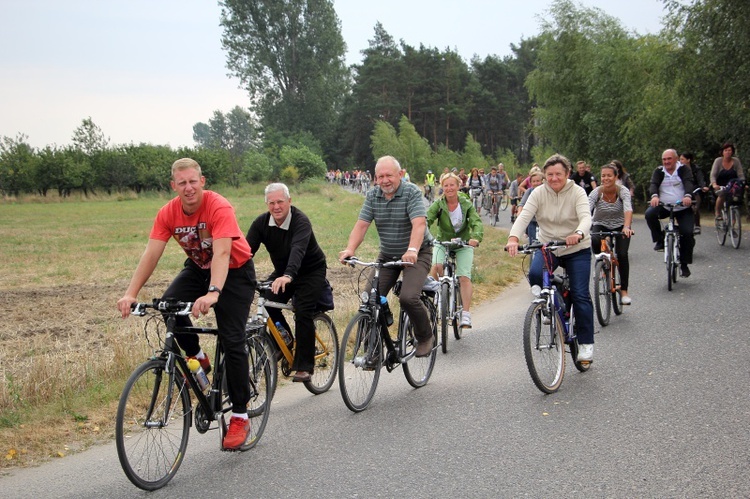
[{"x1": 246, "y1": 183, "x2": 327, "y2": 382}]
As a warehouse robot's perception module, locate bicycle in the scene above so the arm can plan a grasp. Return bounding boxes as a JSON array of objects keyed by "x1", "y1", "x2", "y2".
[
  {"x1": 515, "y1": 241, "x2": 591, "y2": 394},
  {"x1": 432, "y1": 239, "x2": 470, "y2": 353},
  {"x1": 714, "y1": 182, "x2": 743, "y2": 249},
  {"x1": 482, "y1": 188, "x2": 493, "y2": 213},
  {"x1": 499, "y1": 188, "x2": 510, "y2": 211},
  {"x1": 245, "y1": 281, "x2": 339, "y2": 396},
  {"x1": 116, "y1": 299, "x2": 273, "y2": 491},
  {"x1": 590, "y1": 231, "x2": 627, "y2": 326},
  {"x1": 470, "y1": 187, "x2": 483, "y2": 214},
  {"x1": 659, "y1": 202, "x2": 684, "y2": 291},
  {"x1": 425, "y1": 184, "x2": 435, "y2": 203},
  {"x1": 487, "y1": 191, "x2": 501, "y2": 226},
  {"x1": 338, "y1": 258, "x2": 439, "y2": 412}
]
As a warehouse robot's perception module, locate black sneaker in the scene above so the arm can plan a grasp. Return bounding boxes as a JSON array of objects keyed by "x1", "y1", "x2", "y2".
[
  {"x1": 680, "y1": 264, "x2": 691, "y2": 278},
  {"x1": 654, "y1": 241, "x2": 664, "y2": 252}
]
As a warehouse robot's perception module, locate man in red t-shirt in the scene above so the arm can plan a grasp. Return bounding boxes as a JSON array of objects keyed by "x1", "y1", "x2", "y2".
[{"x1": 117, "y1": 158, "x2": 256, "y2": 450}]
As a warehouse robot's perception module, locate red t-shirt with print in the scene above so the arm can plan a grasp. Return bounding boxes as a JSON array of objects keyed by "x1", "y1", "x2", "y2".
[{"x1": 150, "y1": 190, "x2": 251, "y2": 269}]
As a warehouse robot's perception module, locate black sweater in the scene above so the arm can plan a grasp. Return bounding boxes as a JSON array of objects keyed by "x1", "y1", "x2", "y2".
[{"x1": 246, "y1": 206, "x2": 326, "y2": 280}]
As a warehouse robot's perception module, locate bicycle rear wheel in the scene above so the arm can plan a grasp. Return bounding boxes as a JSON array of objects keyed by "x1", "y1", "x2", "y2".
[
  {"x1": 716, "y1": 214, "x2": 727, "y2": 245},
  {"x1": 665, "y1": 234, "x2": 674, "y2": 291},
  {"x1": 303, "y1": 313, "x2": 339, "y2": 394},
  {"x1": 402, "y1": 298, "x2": 438, "y2": 388},
  {"x1": 242, "y1": 336, "x2": 273, "y2": 450},
  {"x1": 116, "y1": 358, "x2": 190, "y2": 491},
  {"x1": 612, "y1": 264, "x2": 623, "y2": 315},
  {"x1": 523, "y1": 301, "x2": 565, "y2": 394},
  {"x1": 730, "y1": 206, "x2": 742, "y2": 249},
  {"x1": 593, "y1": 260, "x2": 611, "y2": 326},
  {"x1": 338, "y1": 312, "x2": 381, "y2": 412},
  {"x1": 440, "y1": 281, "x2": 450, "y2": 354},
  {"x1": 500, "y1": 193, "x2": 509, "y2": 211}
]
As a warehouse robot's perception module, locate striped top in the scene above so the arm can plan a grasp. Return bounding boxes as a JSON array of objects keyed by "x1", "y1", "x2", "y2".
[
  {"x1": 359, "y1": 180, "x2": 426, "y2": 258},
  {"x1": 588, "y1": 185, "x2": 632, "y2": 229}
]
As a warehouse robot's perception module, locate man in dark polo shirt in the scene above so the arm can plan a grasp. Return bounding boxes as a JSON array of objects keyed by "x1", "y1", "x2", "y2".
[
  {"x1": 339, "y1": 155, "x2": 434, "y2": 357},
  {"x1": 246, "y1": 183, "x2": 327, "y2": 382}
]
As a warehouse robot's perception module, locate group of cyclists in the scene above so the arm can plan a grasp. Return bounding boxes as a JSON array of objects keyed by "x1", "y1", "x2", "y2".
[{"x1": 119, "y1": 147, "x2": 744, "y2": 452}]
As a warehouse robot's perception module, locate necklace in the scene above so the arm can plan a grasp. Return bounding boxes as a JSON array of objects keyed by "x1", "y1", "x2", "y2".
[{"x1": 602, "y1": 189, "x2": 617, "y2": 203}]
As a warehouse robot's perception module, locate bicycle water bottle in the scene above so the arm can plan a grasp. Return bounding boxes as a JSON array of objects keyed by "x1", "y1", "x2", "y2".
[
  {"x1": 275, "y1": 321, "x2": 294, "y2": 348},
  {"x1": 379, "y1": 296, "x2": 394, "y2": 326},
  {"x1": 187, "y1": 358, "x2": 210, "y2": 391}
]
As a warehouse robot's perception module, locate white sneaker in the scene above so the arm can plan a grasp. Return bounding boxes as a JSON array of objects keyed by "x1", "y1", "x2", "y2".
[
  {"x1": 460, "y1": 311, "x2": 472, "y2": 329},
  {"x1": 621, "y1": 295, "x2": 632, "y2": 305},
  {"x1": 577, "y1": 343, "x2": 594, "y2": 363}
]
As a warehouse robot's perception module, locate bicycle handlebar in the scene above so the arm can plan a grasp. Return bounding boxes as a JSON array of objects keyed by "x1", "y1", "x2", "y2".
[
  {"x1": 432, "y1": 238, "x2": 471, "y2": 248},
  {"x1": 343, "y1": 257, "x2": 413, "y2": 268},
  {"x1": 590, "y1": 231, "x2": 629, "y2": 237},
  {"x1": 130, "y1": 299, "x2": 194, "y2": 317}
]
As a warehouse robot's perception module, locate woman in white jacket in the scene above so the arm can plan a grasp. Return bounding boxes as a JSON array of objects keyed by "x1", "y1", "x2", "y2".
[{"x1": 505, "y1": 154, "x2": 595, "y2": 364}]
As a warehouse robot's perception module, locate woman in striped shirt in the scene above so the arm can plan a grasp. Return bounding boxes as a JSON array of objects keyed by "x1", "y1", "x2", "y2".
[{"x1": 589, "y1": 163, "x2": 634, "y2": 305}]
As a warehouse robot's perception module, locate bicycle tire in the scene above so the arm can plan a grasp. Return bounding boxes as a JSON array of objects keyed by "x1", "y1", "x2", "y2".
[
  {"x1": 569, "y1": 306, "x2": 591, "y2": 372},
  {"x1": 116, "y1": 358, "x2": 190, "y2": 491},
  {"x1": 303, "y1": 313, "x2": 339, "y2": 394},
  {"x1": 402, "y1": 298, "x2": 438, "y2": 388},
  {"x1": 716, "y1": 213, "x2": 727, "y2": 246},
  {"x1": 612, "y1": 263, "x2": 623, "y2": 316},
  {"x1": 523, "y1": 301, "x2": 565, "y2": 393},
  {"x1": 242, "y1": 336, "x2": 273, "y2": 450},
  {"x1": 453, "y1": 279, "x2": 463, "y2": 340},
  {"x1": 440, "y1": 281, "x2": 450, "y2": 354},
  {"x1": 500, "y1": 194, "x2": 509, "y2": 211},
  {"x1": 252, "y1": 332, "x2": 278, "y2": 401},
  {"x1": 730, "y1": 206, "x2": 742, "y2": 249},
  {"x1": 491, "y1": 203, "x2": 498, "y2": 226},
  {"x1": 665, "y1": 234, "x2": 674, "y2": 291},
  {"x1": 338, "y1": 312, "x2": 381, "y2": 412},
  {"x1": 593, "y1": 260, "x2": 611, "y2": 326}
]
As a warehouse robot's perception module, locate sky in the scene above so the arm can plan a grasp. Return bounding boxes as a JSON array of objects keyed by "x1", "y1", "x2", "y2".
[{"x1": 0, "y1": 0, "x2": 670, "y2": 150}]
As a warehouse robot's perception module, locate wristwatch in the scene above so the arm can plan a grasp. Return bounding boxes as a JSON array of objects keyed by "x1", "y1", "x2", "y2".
[
  {"x1": 407, "y1": 247, "x2": 418, "y2": 253},
  {"x1": 207, "y1": 285, "x2": 222, "y2": 295},
  {"x1": 575, "y1": 230, "x2": 584, "y2": 238}
]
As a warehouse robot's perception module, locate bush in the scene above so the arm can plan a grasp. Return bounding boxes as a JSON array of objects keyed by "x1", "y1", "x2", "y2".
[
  {"x1": 279, "y1": 145, "x2": 326, "y2": 180},
  {"x1": 280, "y1": 166, "x2": 300, "y2": 184}
]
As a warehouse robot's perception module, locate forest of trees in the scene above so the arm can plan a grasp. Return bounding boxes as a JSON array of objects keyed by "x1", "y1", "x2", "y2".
[{"x1": 2, "y1": 0, "x2": 748, "y2": 199}]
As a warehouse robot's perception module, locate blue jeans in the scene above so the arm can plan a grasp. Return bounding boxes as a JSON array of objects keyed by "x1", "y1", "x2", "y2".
[{"x1": 529, "y1": 248, "x2": 594, "y2": 344}]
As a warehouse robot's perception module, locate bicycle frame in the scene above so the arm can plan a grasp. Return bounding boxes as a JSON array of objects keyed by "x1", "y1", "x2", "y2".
[
  {"x1": 593, "y1": 232, "x2": 621, "y2": 294},
  {"x1": 525, "y1": 243, "x2": 576, "y2": 343}
]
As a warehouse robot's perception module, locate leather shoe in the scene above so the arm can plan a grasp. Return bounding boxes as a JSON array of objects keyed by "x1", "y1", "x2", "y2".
[
  {"x1": 653, "y1": 241, "x2": 664, "y2": 252},
  {"x1": 680, "y1": 265, "x2": 691, "y2": 278},
  {"x1": 292, "y1": 371, "x2": 311, "y2": 382},
  {"x1": 415, "y1": 338, "x2": 434, "y2": 357}
]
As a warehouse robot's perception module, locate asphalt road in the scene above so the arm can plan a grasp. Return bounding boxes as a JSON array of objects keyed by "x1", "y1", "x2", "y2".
[{"x1": 4, "y1": 209, "x2": 750, "y2": 498}]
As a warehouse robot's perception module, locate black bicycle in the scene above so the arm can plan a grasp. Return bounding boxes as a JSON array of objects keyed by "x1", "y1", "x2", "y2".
[
  {"x1": 432, "y1": 239, "x2": 470, "y2": 353},
  {"x1": 115, "y1": 299, "x2": 273, "y2": 490},
  {"x1": 338, "y1": 258, "x2": 439, "y2": 412}
]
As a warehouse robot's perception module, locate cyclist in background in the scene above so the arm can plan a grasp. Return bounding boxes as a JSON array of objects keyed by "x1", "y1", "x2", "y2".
[
  {"x1": 496, "y1": 163, "x2": 510, "y2": 191},
  {"x1": 486, "y1": 166, "x2": 504, "y2": 210},
  {"x1": 679, "y1": 152, "x2": 708, "y2": 234},
  {"x1": 424, "y1": 169, "x2": 436, "y2": 200},
  {"x1": 589, "y1": 163, "x2": 634, "y2": 304},
  {"x1": 505, "y1": 154, "x2": 594, "y2": 364},
  {"x1": 467, "y1": 168, "x2": 485, "y2": 214},
  {"x1": 709, "y1": 142, "x2": 744, "y2": 221},
  {"x1": 426, "y1": 172, "x2": 483, "y2": 328},
  {"x1": 509, "y1": 172, "x2": 524, "y2": 223},
  {"x1": 645, "y1": 149, "x2": 695, "y2": 278},
  {"x1": 517, "y1": 170, "x2": 544, "y2": 243}
]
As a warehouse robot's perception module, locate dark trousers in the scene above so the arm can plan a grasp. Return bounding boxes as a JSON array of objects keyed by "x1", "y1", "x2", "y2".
[
  {"x1": 376, "y1": 246, "x2": 432, "y2": 341},
  {"x1": 529, "y1": 248, "x2": 594, "y2": 344},
  {"x1": 645, "y1": 206, "x2": 695, "y2": 264},
  {"x1": 265, "y1": 266, "x2": 327, "y2": 373},
  {"x1": 164, "y1": 259, "x2": 256, "y2": 413},
  {"x1": 591, "y1": 224, "x2": 631, "y2": 291}
]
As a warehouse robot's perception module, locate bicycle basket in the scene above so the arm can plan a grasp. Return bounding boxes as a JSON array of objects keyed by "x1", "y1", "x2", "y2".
[{"x1": 726, "y1": 179, "x2": 745, "y2": 204}]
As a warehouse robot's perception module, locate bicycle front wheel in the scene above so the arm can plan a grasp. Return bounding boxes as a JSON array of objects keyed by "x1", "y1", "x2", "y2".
[
  {"x1": 338, "y1": 312, "x2": 381, "y2": 412},
  {"x1": 440, "y1": 281, "x2": 450, "y2": 354},
  {"x1": 665, "y1": 234, "x2": 674, "y2": 291},
  {"x1": 452, "y1": 279, "x2": 463, "y2": 340},
  {"x1": 243, "y1": 335, "x2": 273, "y2": 450},
  {"x1": 304, "y1": 313, "x2": 339, "y2": 395},
  {"x1": 523, "y1": 301, "x2": 565, "y2": 394},
  {"x1": 716, "y1": 214, "x2": 727, "y2": 245},
  {"x1": 730, "y1": 206, "x2": 742, "y2": 249},
  {"x1": 116, "y1": 358, "x2": 190, "y2": 491},
  {"x1": 500, "y1": 193, "x2": 509, "y2": 211},
  {"x1": 593, "y1": 260, "x2": 611, "y2": 326},
  {"x1": 402, "y1": 299, "x2": 438, "y2": 388}
]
